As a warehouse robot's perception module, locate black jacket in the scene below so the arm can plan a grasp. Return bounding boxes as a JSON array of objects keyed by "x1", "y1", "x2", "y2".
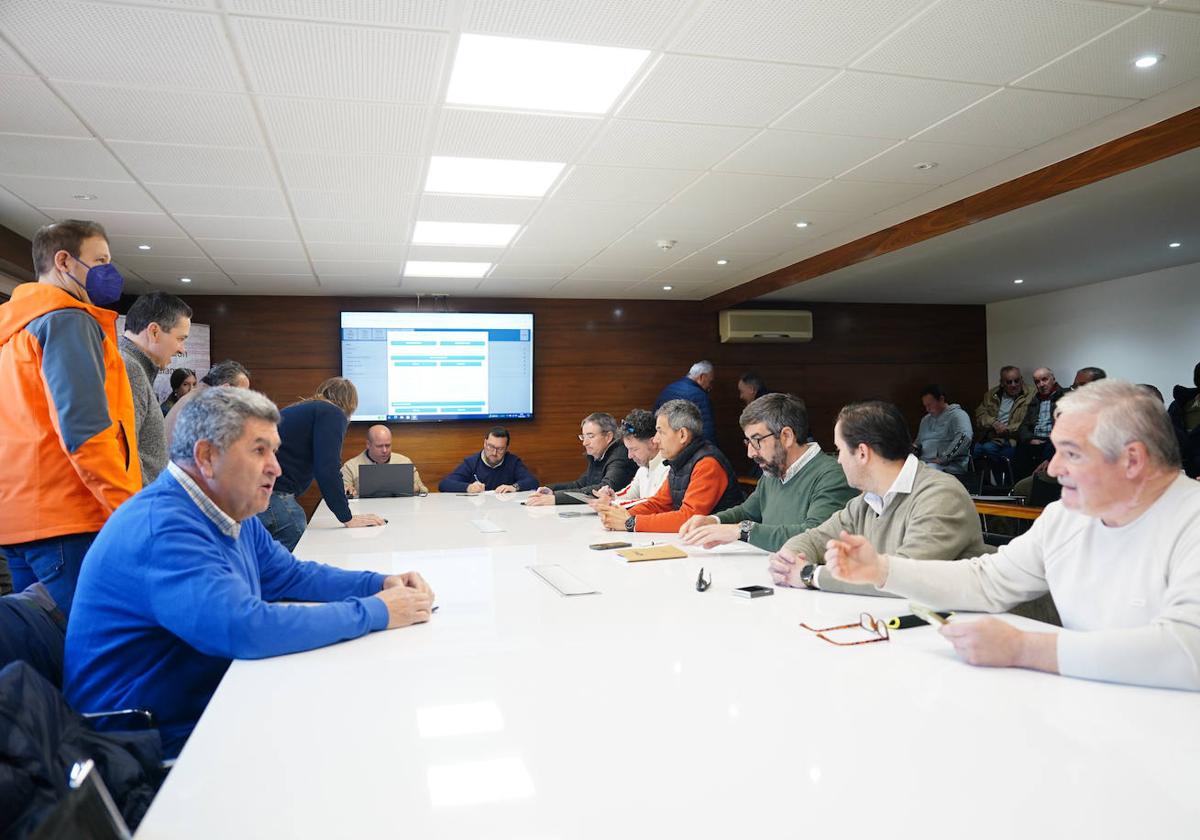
[
  {"x1": 665, "y1": 438, "x2": 745, "y2": 514},
  {"x1": 1168, "y1": 385, "x2": 1200, "y2": 478},
  {"x1": 549, "y1": 440, "x2": 638, "y2": 504}
]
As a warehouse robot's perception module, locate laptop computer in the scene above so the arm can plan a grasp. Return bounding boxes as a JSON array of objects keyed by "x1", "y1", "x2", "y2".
[{"x1": 358, "y1": 463, "x2": 416, "y2": 498}]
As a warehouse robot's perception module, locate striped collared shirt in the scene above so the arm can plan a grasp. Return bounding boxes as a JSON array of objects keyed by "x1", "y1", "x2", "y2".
[{"x1": 167, "y1": 461, "x2": 241, "y2": 539}]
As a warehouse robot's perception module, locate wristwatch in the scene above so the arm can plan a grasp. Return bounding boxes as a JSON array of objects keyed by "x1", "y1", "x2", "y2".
[
  {"x1": 624, "y1": 515, "x2": 636, "y2": 532},
  {"x1": 738, "y1": 520, "x2": 753, "y2": 542},
  {"x1": 800, "y1": 563, "x2": 819, "y2": 590}
]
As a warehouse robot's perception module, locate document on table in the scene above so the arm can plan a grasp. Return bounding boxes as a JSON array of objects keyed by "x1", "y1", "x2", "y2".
[
  {"x1": 528, "y1": 565, "x2": 600, "y2": 596},
  {"x1": 617, "y1": 544, "x2": 688, "y2": 562},
  {"x1": 470, "y1": 519, "x2": 506, "y2": 533}
]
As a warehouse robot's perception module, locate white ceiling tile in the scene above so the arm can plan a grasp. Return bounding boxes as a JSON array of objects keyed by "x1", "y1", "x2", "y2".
[
  {"x1": 305, "y1": 242, "x2": 406, "y2": 261},
  {"x1": 3, "y1": 0, "x2": 242, "y2": 89},
  {"x1": 398, "y1": 277, "x2": 483, "y2": 294},
  {"x1": 842, "y1": 140, "x2": 1021, "y2": 185},
  {"x1": 0, "y1": 186, "x2": 52, "y2": 238},
  {"x1": 0, "y1": 39, "x2": 34, "y2": 76},
  {"x1": 0, "y1": 176, "x2": 159, "y2": 213},
  {"x1": 288, "y1": 189, "x2": 412, "y2": 221},
  {"x1": 651, "y1": 266, "x2": 734, "y2": 283},
  {"x1": 854, "y1": 0, "x2": 1138, "y2": 85},
  {"x1": 417, "y1": 195, "x2": 540, "y2": 224},
  {"x1": 0, "y1": 76, "x2": 89, "y2": 137},
  {"x1": 277, "y1": 152, "x2": 423, "y2": 193},
  {"x1": 584, "y1": 229, "x2": 715, "y2": 269},
  {"x1": 259, "y1": 97, "x2": 431, "y2": 155},
  {"x1": 33, "y1": 209, "x2": 187, "y2": 237},
  {"x1": 502, "y1": 243, "x2": 603, "y2": 264},
  {"x1": 487, "y1": 262, "x2": 578, "y2": 280},
  {"x1": 568, "y1": 263, "x2": 662, "y2": 282},
  {"x1": 637, "y1": 201, "x2": 763, "y2": 239},
  {"x1": 785, "y1": 179, "x2": 932, "y2": 214},
  {"x1": 196, "y1": 238, "x2": 308, "y2": 260},
  {"x1": 774, "y1": 71, "x2": 996, "y2": 139},
  {"x1": 298, "y1": 218, "x2": 409, "y2": 242},
  {"x1": 147, "y1": 184, "x2": 290, "y2": 216},
  {"x1": 117, "y1": 253, "x2": 222, "y2": 274},
  {"x1": 313, "y1": 277, "x2": 400, "y2": 295},
  {"x1": 547, "y1": 277, "x2": 639, "y2": 297},
  {"x1": 226, "y1": 0, "x2": 451, "y2": 27},
  {"x1": 552, "y1": 165, "x2": 698, "y2": 204},
  {"x1": 463, "y1": 0, "x2": 691, "y2": 48},
  {"x1": 718, "y1": 130, "x2": 896, "y2": 178},
  {"x1": 313, "y1": 260, "x2": 402, "y2": 279},
  {"x1": 674, "y1": 171, "x2": 824, "y2": 213},
  {"x1": 213, "y1": 257, "x2": 312, "y2": 274},
  {"x1": 175, "y1": 214, "x2": 299, "y2": 240},
  {"x1": 1158, "y1": 0, "x2": 1200, "y2": 9},
  {"x1": 619, "y1": 55, "x2": 834, "y2": 127},
  {"x1": 225, "y1": 274, "x2": 319, "y2": 292},
  {"x1": 582, "y1": 120, "x2": 756, "y2": 169},
  {"x1": 107, "y1": 234, "x2": 204, "y2": 258},
  {"x1": 407, "y1": 244, "x2": 506, "y2": 262},
  {"x1": 625, "y1": 280, "x2": 718, "y2": 299},
  {"x1": 56, "y1": 84, "x2": 262, "y2": 147},
  {"x1": 1015, "y1": 9, "x2": 1200, "y2": 99},
  {"x1": 672, "y1": 247, "x2": 779, "y2": 271},
  {"x1": 515, "y1": 201, "x2": 652, "y2": 248},
  {"x1": 472, "y1": 277, "x2": 560, "y2": 297},
  {"x1": 146, "y1": 274, "x2": 233, "y2": 292},
  {"x1": 671, "y1": 0, "x2": 930, "y2": 65},
  {"x1": 234, "y1": 17, "x2": 448, "y2": 102},
  {"x1": 712, "y1": 208, "x2": 860, "y2": 252},
  {"x1": 433, "y1": 109, "x2": 601, "y2": 162},
  {"x1": 0, "y1": 135, "x2": 130, "y2": 180},
  {"x1": 110, "y1": 143, "x2": 277, "y2": 188},
  {"x1": 915, "y1": 88, "x2": 1135, "y2": 148}
]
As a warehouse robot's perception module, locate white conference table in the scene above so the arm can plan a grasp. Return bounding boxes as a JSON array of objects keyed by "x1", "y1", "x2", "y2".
[{"x1": 137, "y1": 492, "x2": 1200, "y2": 838}]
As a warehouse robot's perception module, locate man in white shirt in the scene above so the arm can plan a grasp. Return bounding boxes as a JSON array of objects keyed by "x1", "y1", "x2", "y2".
[
  {"x1": 591, "y1": 409, "x2": 668, "y2": 509},
  {"x1": 823, "y1": 380, "x2": 1200, "y2": 691}
]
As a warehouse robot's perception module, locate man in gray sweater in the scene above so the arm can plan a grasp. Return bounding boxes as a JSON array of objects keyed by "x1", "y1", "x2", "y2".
[
  {"x1": 769, "y1": 400, "x2": 985, "y2": 596},
  {"x1": 119, "y1": 292, "x2": 191, "y2": 485},
  {"x1": 679, "y1": 393, "x2": 855, "y2": 551},
  {"x1": 914, "y1": 384, "x2": 973, "y2": 475}
]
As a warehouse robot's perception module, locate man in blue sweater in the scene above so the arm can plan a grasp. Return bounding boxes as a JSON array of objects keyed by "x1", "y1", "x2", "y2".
[
  {"x1": 438, "y1": 426, "x2": 539, "y2": 493},
  {"x1": 64, "y1": 387, "x2": 434, "y2": 758},
  {"x1": 654, "y1": 360, "x2": 717, "y2": 443}
]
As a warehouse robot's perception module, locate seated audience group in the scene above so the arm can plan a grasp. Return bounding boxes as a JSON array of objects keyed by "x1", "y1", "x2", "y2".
[{"x1": 2, "y1": 219, "x2": 1198, "y2": 799}]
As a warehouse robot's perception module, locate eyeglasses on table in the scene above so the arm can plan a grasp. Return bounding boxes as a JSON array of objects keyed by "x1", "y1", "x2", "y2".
[{"x1": 800, "y1": 612, "x2": 890, "y2": 646}]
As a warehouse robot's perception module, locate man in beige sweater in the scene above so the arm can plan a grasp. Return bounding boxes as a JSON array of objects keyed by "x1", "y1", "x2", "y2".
[
  {"x1": 769, "y1": 400, "x2": 985, "y2": 596},
  {"x1": 341, "y1": 425, "x2": 428, "y2": 497}
]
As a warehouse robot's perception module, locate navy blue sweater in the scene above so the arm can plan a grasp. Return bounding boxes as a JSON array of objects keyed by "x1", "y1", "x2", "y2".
[
  {"x1": 439, "y1": 451, "x2": 538, "y2": 492},
  {"x1": 274, "y1": 400, "x2": 352, "y2": 522},
  {"x1": 64, "y1": 470, "x2": 388, "y2": 757},
  {"x1": 654, "y1": 377, "x2": 716, "y2": 443}
]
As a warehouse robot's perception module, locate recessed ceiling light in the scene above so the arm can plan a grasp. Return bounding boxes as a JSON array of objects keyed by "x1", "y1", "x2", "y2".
[
  {"x1": 413, "y1": 221, "x2": 520, "y2": 247},
  {"x1": 72, "y1": 193, "x2": 97, "y2": 201},
  {"x1": 404, "y1": 260, "x2": 491, "y2": 279},
  {"x1": 447, "y1": 34, "x2": 649, "y2": 115},
  {"x1": 179, "y1": 277, "x2": 192, "y2": 284},
  {"x1": 1168, "y1": 241, "x2": 1181, "y2": 248},
  {"x1": 425, "y1": 156, "x2": 564, "y2": 198},
  {"x1": 1013, "y1": 278, "x2": 1024, "y2": 285},
  {"x1": 716, "y1": 259, "x2": 728, "y2": 266},
  {"x1": 662, "y1": 285, "x2": 673, "y2": 291},
  {"x1": 1133, "y1": 54, "x2": 1162, "y2": 69},
  {"x1": 137, "y1": 244, "x2": 151, "y2": 251},
  {"x1": 913, "y1": 161, "x2": 938, "y2": 170},
  {"x1": 794, "y1": 221, "x2": 809, "y2": 229}
]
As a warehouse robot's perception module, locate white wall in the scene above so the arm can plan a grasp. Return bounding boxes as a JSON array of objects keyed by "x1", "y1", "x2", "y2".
[{"x1": 987, "y1": 261, "x2": 1200, "y2": 401}]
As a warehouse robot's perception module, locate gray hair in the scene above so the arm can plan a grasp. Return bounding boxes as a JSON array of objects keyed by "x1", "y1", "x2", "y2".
[
  {"x1": 582, "y1": 411, "x2": 618, "y2": 436},
  {"x1": 202, "y1": 359, "x2": 250, "y2": 387},
  {"x1": 656, "y1": 399, "x2": 702, "y2": 436},
  {"x1": 740, "y1": 393, "x2": 808, "y2": 441},
  {"x1": 687, "y1": 360, "x2": 713, "y2": 379},
  {"x1": 170, "y1": 387, "x2": 281, "y2": 464},
  {"x1": 1056, "y1": 379, "x2": 1180, "y2": 468}
]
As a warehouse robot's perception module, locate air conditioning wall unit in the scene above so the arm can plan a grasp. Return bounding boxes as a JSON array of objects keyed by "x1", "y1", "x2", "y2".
[{"x1": 718, "y1": 309, "x2": 813, "y2": 343}]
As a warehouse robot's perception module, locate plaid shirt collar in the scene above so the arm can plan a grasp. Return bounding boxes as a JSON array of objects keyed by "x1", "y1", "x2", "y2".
[{"x1": 167, "y1": 461, "x2": 241, "y2": 539}]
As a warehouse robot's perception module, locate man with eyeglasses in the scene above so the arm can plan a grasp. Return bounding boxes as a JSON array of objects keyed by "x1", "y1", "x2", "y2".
[
  {"x1": 438, "y1": 426, "x2": 538, "y2": 494},
  {"x1": 590, "y1": 409, "x2": 669, "y2": 509},
  {"x1": 679, "y1": 394, "x2": 855, "y2": 551},
  {"x1": 972, "y1": 365, "x2": 1034, "y2": 466},
  {"x1": 598, "y1": 400, "x2": 743, "y2": 532},
  {"x1": 768, "y1": 400, "x2": 985, "y2": 595},
  {"x1": 525, "y1": 412, "x2": 636, "y2": 506}
]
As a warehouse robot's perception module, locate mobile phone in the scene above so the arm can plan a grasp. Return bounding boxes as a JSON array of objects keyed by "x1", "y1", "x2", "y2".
[
  {"x1": 733, "y1": 585, "x2": 774, "y2": 599},
  {"x1": 590, "y1": 541, "x2": 632, "y2": 550},
  {"x1": 909, "y1": 602, "x2": 951, "y2": 626}
]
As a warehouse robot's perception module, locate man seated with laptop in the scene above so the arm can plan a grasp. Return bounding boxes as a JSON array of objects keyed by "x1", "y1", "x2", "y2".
[{"x1": 341, "y1": 424, "x2": 428, "y2": 498}]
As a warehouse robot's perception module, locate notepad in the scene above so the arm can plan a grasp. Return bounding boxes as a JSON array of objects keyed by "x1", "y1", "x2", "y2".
[{"x1": 616, "y1": 544, "x2": 688, "y2": 562}]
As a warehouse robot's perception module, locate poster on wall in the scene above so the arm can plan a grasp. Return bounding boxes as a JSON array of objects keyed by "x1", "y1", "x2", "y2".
[{"x1": 115, "y1": 316, "x2": 211, "y2": 402}]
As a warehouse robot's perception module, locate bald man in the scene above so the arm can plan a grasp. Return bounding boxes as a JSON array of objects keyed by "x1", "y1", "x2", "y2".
[{"x1": 341, "y1": 425, "x2": 428, "y2": 498}]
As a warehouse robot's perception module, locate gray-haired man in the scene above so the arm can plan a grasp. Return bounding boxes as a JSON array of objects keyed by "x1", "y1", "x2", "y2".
[
  {"x1": 64, "y1": 387, "x2": 434, "y2": 758},
  {"x1": 525, "y1": 412, "x2": 637, "y2": 506}
]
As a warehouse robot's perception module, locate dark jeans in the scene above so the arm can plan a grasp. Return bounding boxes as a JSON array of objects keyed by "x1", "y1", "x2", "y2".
[
  {"x1": 1013, "y1": 440, "x2": 1055, "y2": 482},
  {"x1": 2, "y1": 532, "x2": 97, "y2": 618},
  {"x1": 257, "y1": 492, "x2": 307, "y2": 552}
]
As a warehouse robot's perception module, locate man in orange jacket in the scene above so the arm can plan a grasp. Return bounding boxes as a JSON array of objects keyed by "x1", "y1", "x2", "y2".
[{"x1": 0, "y1": 219, "x2": 141, "y2": 616}]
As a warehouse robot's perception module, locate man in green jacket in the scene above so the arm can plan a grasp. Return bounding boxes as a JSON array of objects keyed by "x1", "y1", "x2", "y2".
[
  {"x1": 679, "y1": 393, "x2": 855, "y2": 551},
  {"x1": 769, "y1": 400, "x2": 986, "y2": 597}
]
